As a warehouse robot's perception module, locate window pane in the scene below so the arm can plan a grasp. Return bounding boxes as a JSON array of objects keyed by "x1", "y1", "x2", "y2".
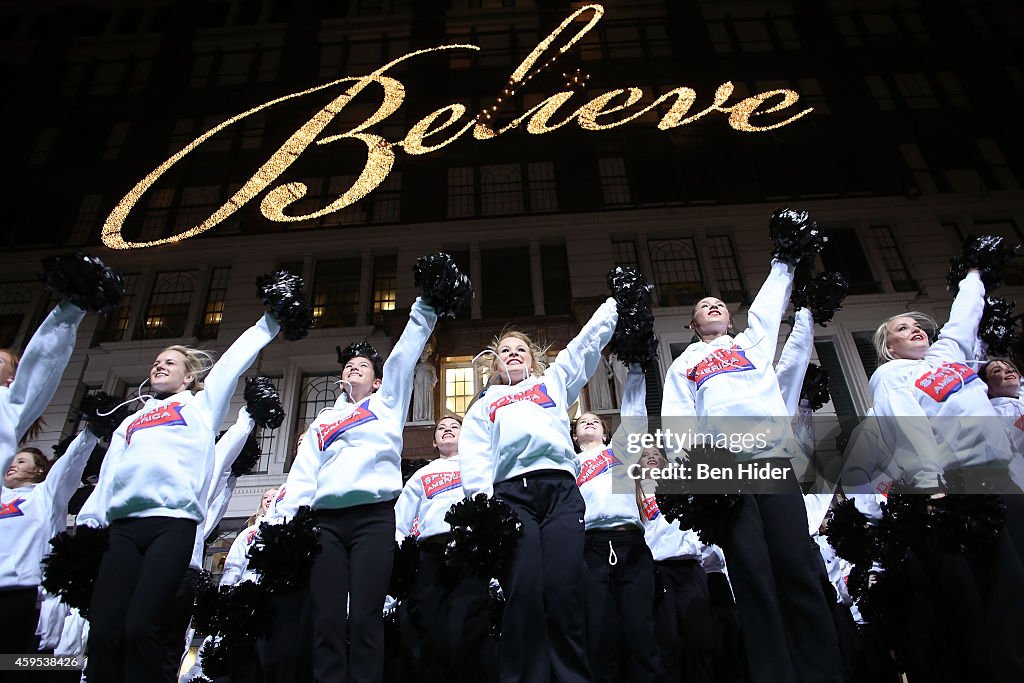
[
  {"x1": 612, "y1": 239, "x2": 638, "y2": 269},
  {"x1": 370, "y1": 255, "x2": 397, "y2": 325},
  {"x1": 541, "y1": 244, "x2": 571, "y2": 315},
  {"x1": 198, "y1": 267, "x2": 231, "y2": 339},
  {"x1": 481, "y1": 247, "x2": 532, "y2": 318},
  {"x1": 598, "y1": 158, "x2": 631, "y2": 206},
  {"x1": 290, "y1": 373, "x2": 339, "y2": 471},
  {"x1": 481, "y1": 164, "x2": 523, "y2": 215},
  {"x1": 870, "y1": 226, "x2": 917, "y2": 292},
  {"x1": 447, "y1": 167, "x2": 475, "y2": 218},
  {"x1": 95, "y1": 273, "x2": 139, "y2": 343},
  {"x1": 444, "y1": 365, "x2": 476, "y2": 416},
  {"x1": 313, "y1": 258, "x2": 360, "y2": 328},
  {"x1": 0, "y1": 283, "x2": 34, "y2": 347},
  {"x1": 249, "y1": 375, "x2": 281, "y2": 474},
  {"x1": 648, "y1": 238, "x2": 704, "y2": 307},
  {"x1": 142, "y1": 271, "x2": 196, "y2": 339},
  {"x1": 819, "y1": 229, "x2": 880, "y2": 295},
  {"x1": 707, "y1": 235, "x2": 745, "y2": 302}
]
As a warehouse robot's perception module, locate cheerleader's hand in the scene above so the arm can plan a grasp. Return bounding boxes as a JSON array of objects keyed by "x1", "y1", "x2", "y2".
[
  {"x1": 256, "y1": 270, "x2": 315, "y2": 341},
  {"x1": 769, "y1": 208, "x2": 827, "y2": 266},
  {"x1": 413, "y1": 252, "x2": 473, "y2": 319},
  {"x1": 946, "y1": 234, "x2": 1019, "y2": 293},
  {"x1": 39, "y1": 251, "x2": 125, "y2": 314},
  {"x1": 792, "y1": 271, "x2": 849, "y2": 326},
  {"x1": 979, "y1": 296, "x2": 1020, "y2": 357},
  {"x1": 244, "y1": 375, "x2": 285, "y2": 429},
  {"x1": 607, "y1": 266, "x2": 659, "y2": 365}
]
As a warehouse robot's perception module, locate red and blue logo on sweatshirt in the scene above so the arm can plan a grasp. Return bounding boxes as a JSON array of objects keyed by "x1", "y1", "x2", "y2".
[
  {"x1": 488, "y1": 383, "x2": 556, "y2": 422},
  {"x1": 125, "y1": 402, "x2": 188, "y2": 444},
  {"x1": 576, "y1": 449, "x2": 622, "y2": 487},
  {"x1": 0, "y1": 497, "x2": 27, "y2": 520},
  {"x1": 316, "y1": 400, "x2": 378, "y2": 450},
  {"x1": 641, "y1": 495, "x2": 661, "y2": 521},
  {"x1": 686, "y1": 346, "x2": 755, "y2": 389},
  {"x1": 422, "y1": 471, "x2": 462, "y2": 499},
  {"x1": 914, "y1": 363, "x2": 978, "y2": 402}
]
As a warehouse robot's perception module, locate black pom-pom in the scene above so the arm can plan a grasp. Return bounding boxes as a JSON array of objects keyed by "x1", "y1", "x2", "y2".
[
  {"x1": 244, "y1": 375, "x2": 285, "y2": 429},
  {"x1": 769, "y1": 208, "x2": 827, "y2": 266},
  {"x1": 41, "y1": 526, "x2": 109, "y2": 616},
  {"x1": 256, "y1": 271, "x2": 315, "y2": 341},
  {"x1": 445, "y1": 494, "x2": 523, "y2": 578},
  {"x1": 337, "y1": 341, "x2": 381, "y2": 369},
  {"x1": 875, "y1": 485, "x2": 929, "y2": 570},
  {"x1": 192, "y1": 570, "x2": 222, "y2": 637},
  {"x1": 946, "y1": 234, "x2": 1020, "y2": 293},
  {"x1": 402, "y1": 459, "x2": 430, "y2": 485},
  {"x1": 78, "y1": 391, "x2": 132, "y2": 440},
  {"x1": 39, "y1": 251, "x2": 125, "y2": 314},
  {"x1": 488, "y1": 582, "x2": 505, "y2": 640},
  {"x1": 799, "y1": 363, "x2": 830, "y2": 412},
  {"x1": 248, "y1": 507, "x2": 321, "y2": 592},
  {"x1": 230, "y1": 432, "x2": 262, "y2": 478},
  {"x1": 199, "y1": 637, "x2": 230, "y2": 679},
  {"x1": 792, "y1": 272, "x2": 849, "y2": 326},
  {"x1": 217, "y1": 580, "x2": 273, "y2": 641},
  {"x1": 824, "y1": 498, "x2": 875, "y2": 567},
  {"x1": 979, "y1": 296, "x2": 1020, "y2": 357},
  {"x1": 413, "y1": 252, "x2": 473, "y2": 320},
  {"x1": 188, "y1": 676, "x2": 213, "y2": 683},
  {"x1": 654, "y1": 493, "x2": 741, "y2": 547},
  {"x1": 607, "y1": 266, "x2": 659, "y2": 365},
  {"x1": 389, "y1": 535, "x2": 420, "y2": 601}
]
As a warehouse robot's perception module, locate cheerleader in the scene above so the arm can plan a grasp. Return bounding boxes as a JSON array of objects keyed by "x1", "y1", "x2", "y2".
[
  {"x1": 459, "y1": 296, "x2": 618, "y2": 683},
  {"x1": 75, "y1": 296, "x2": 290, "y2": 682},
  {"x1": 1, "y1": 432, "x2": 96, "y2": 658},
  {"x1": 981, "y1": 359, "x2": 1024, "y2": 500},
  {"x1": 393, "y1": 414, "x2": 490, "y2": 683},
  {"x1": 870, "y1": 265, "x2": 1024, "y2": 681},
  {"x1": 573, "y1": 362, "x2": 661, "y2": 683},
  {"x1": 661, "y1": 253, "x2": 843, "y2": 682},
  {"x1": 221, "y1": 487, "x2": 278, "y2": 588}
]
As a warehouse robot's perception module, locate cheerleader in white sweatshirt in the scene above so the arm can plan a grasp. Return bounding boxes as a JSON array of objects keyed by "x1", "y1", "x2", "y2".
[
  {"x1": 268, "y1": 297, "x2": 437, "y2": 683},
  {"x1": 661, "y1": 260, "x2": 842, "y2": 683},
  {"x1": 574, "y1": 363, "x2": 661, "y2": 683},
  {"x1": 981, "y1": 360, "x2": 1024, "y2": 501},
  {"x1": 459, "y1": 298, "x2": 618, "y2": 683},
  {"x1": 75, "y1": 311, "x2": 280, "y2": 683},
  {"x1": 1, "y1": 430, "x2": 96, "y2": 656},
  {"x1": 393, "y1": 414, "x2": 490, "y2": 683}
]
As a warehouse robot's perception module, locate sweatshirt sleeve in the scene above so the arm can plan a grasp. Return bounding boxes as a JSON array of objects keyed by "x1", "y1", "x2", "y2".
[
  {"x1": 218, "y1": 531, "x2": 251, "y2": 587},
  {"x1": 742, "y1": 260, "x2": 795, "y2": 366},
  {"x1": 927, "y1": 270, "x2": 984, "y2": 364},
  {"x1": 202, "y1": 408, "x2": 256, "y2": 535},
  {"x1": 548, "y1": 298, "x2": 619, "y2": 405},
  {"x1": 378, "y1": 298, "x2": 439, "y2": 415},
  {"x1": 459, "y1": 400, "x2": 496, "y2": 499},
  {"x1": 870, "y1": 376, "x2": 944, "y2": 489},
  {"x1": 394, "y1": 475, "x2": 422, "y2": 541},
  {"x1": 266, "y1": 429, "x2": 320, "y2": 523},
  {"x1": 40, "y1": 429, "x2": 98, "y2": 530},
  {"x1": 661, "y1": 353, "x2": 697, "y2": 418},
  {"x1": 199, "y1": 313, "x2": 280, "y2": 433},
  {"x1": 619, "y1": 363, "x2": 647, "y2": 418},
  {"x1": 0, "y1": 301, "x2": 86, "y2": 477},
  {"x1": 75, "y1": 436, "x2": 125, "y2": 529},
  {"x1": 776, "y1": 307, "x2": 814, "y2": 417}
]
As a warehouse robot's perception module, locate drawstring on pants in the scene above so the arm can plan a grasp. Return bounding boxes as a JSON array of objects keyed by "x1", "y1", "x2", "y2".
[{"x1": 607, "y1": 541, "x2": 618, "y2": 566}]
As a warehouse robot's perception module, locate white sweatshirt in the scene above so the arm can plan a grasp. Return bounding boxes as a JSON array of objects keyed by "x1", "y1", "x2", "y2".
[
  {"x1": 577, "y1": 364, "x2": 645, "y2": 531},
  {"x1": 869, "y1": 272, "x2": 1011, "y2": 488},
  {"x1": 394, "y1": 455, "x2": 464, "y2": 541},
  {"x1": 271, "y1": 299, "x2": 436, "y2": 518},
  {"x1": 187, "y1": 407, "x2": 257, "y2": 571},
  {"x1": 219, "y1": 520, "x2": 264, "y2": 587},
  {"x1": 77, "y1": 314, "x2": 279, "y2": 526},
  {"x1": 638, "y1": 485, "x2": 702, "y2": 561},
  {"x1": 0, "y1": 429, "x2": 97, "y2": 588},
  {"x1": 0, "y1": 301, "x2": 86, "y2": 492},
  {"x1": 661, "y1": 261, "x2": 797, "y2": 461},
  {"x1": 989, "y1": 394, "x2": 1024, "y2": 490},
  {"x1": 460, "y1": 298, "x2": 618, "y2": 498},
  {"x1": 776, "y1": 307, "x2": 815, "y2": 418}
]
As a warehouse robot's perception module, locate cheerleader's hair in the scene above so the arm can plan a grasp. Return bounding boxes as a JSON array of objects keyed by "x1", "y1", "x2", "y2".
[
  {"x1": 162, "y1": 345, "x2": 215, "y2": 392},
  {"x1": 0, "y1": 347, "x2": 19, "y2": 373},
  {"x1": 13, "y1": 446, "x2": 50, "y2": 484},
  {"x1": 872, "y1": 311, "x2": 938, "y2": 364},
  {"x1": 478, "y1": 327, "x2": 549, "y2": 385},
  {"x1": 570, "y1": 412, "x2": 612, "y2": 452}
]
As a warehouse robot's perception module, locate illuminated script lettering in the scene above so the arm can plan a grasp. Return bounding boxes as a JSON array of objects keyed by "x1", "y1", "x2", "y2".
[{"x1": 102, "y1": 4, "x2": 812, "y2": 249}]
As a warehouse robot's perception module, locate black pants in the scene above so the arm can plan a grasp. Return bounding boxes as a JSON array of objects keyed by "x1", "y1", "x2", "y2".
[
  {"x1": 310, "y1": 500, "x2": 395, "y2": 683},
  {"x1": 401, "y1": 540, "x2": 490, "y2": 683},
  {"x1": 0, "y1": 587, "x2": 41, "y2": 683},
  {"x1": 705, "y1": 572, "x2": 745, "y2": 683},
  {"x1": 582, "y1": 528, "x2": 660, "y2": 683},
  {"x1": 494, "y1": 470, "x2": 593, "y2": 683},
  {"x1": 153, "y1": 566, "x2": 199, "y2": 682},
  {"x1": 721, "y1": 471, "x2": 842, "y2": 683},
  {"x1": 655, "y1": 559, "x2": 713, "y2": 683},
  {"x1": 86, "y1": 516, "x2": 197, "y2": 683},
  {"x1": 260, "y1": 589, "x2": 313, "y2": 683}
]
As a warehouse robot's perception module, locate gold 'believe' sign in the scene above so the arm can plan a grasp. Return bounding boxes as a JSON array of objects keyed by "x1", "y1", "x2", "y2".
[{"x1": 102, "y1": 4, "x2": 812, "y2": 250}]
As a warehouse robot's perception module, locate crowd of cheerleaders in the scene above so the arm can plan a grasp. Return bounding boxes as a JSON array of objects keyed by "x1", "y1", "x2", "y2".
[{"x1": 3, "y1": 216, "x2": 1024, "y2": 683}]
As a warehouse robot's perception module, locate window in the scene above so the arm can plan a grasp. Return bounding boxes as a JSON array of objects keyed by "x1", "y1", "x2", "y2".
[
  {"x1": 128, "y1": 60, "x2": 152, "y2": 93},
  {"x1": 599, "y1": 158, "x2": 631, "y2": 206},
  {"x1": 527, "y1": 162, "x2": 557, "y2": 212},
  {"x1": 95, "y1": 273, "x2": 139, "y2": 343},
  {"x1": 442, "y1": 359, "x2": 483, "y2": 416},
  {"x1": 893, "y1": 73, "x2": 938, "y2": 109},
  {"x1": 850, "y1": 332, "x2": 879, "y2": 380},
  {"x1": 899, "y1": 143, "x2": 938, "y2": 194},
  {"x1": 481, "y1": 164, "x2": 524, "y2": 215},
  {"x1": 481, "y1": 247, "x2": 532, "y2": 318},
  {"x1": 648, "y1": 238, "x2": 704, "y2": 307},
  {"x1": 217, "y1": 51, "x2": 255, "y2": 86},
  {"x1": 819, "y1": 229, "x2": 880, "y2": 295},
  {"x1": 90, "y1": 61, "x2": 127, "y2": 95},
  {"x1": 241, "y1": 114, "x2": 265, "y2": 149},
  {"x1": 291, "y1": 374, "x2": 340, "y2": 470},
  {"x1": 977, "y1": 139, "x2": 1020, "y2": 190},
  {"x1": 936, "y1": 71, "x2": 969, "y2": 107},
  {"x1": 29, "y1": 128, "x2": 57, "y2": 166},
  {"x1": 138, "y1": 189, "x2": 175, "y2": 243},
  {"x1": 612, "y1": 239, "x2": 639, "y2": 269},
  {"x1": 865, "y1": 75, "x2": 896, "y2": 111},
  {"x1": 541, "y1": 244, "x2": 571, "y2": 315},
  {"x1": 707, "y1": 235, "x2": 745, "y2": 302},
  {"x1": 250, "y1": 375, "x2": 282, "y2": 474},
  {"x1": 0, "y1": 283, "x2": 34, "y2": 347},
  {"x1": 312, "y1": 258, "x2": 360, "y2": 328},
  {"x1": 370, "y1": 255, "x2": 397, "y2": 325},
  {"x1": 870, "y1": 226, "x2": 917, "y2": 292},
  {"x1": 142, "y1": 272, "x2": 196, "y2": 339},
  {"x1": 371, "y1": 172, "x2": 402, "y2": 223},
  {"x1": 198, "y1": 267, "x2": 231, "y2": 339},
  {"x1": 176, "y1": 186, "x2": 221, "y2": 233},
  {"x1": 68, "y1": 194, "x2": 103, "y2": 244},
  {"x1": 447, "y1": 167, "x2": 475, "y2": 218},
  {"x1": 103, "y1": 123, "x2": 130, "y2": 161}
]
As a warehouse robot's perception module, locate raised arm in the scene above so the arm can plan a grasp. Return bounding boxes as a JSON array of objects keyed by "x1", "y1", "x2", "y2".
[
  {"x1": 459, "y1": 403, "x2": 496, "y2": 499},
  {"x1": 550, "y1": 298, "x2": 619, "y2": 405},
  {"x1": 74, "y1": 432, "x2": 129, "y2": 529},
  {"x1": 743, "y1": 260, "x2": 795, "y2": 363},
  {"x1": 928, "y1": 270, "x2": 984, "y2": 364},
  {"x1": 219, "y1": 530, "x2": 252, "y2": 587},
  {"x1": 40, "y1": 429, "x2": 98, "y2": 527},
  {"x1": 776, "y1": 307, "x2": 814, "y2": 416},
  {"x1": 199, "y1": 313, "x2": 280, "y2": 431},
  {"x1": 265, "y1": 429, "x2": 320, "y2": 523},
  {"x1": 378, "y1": 298, "x2": 438, "y2": 413}
]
